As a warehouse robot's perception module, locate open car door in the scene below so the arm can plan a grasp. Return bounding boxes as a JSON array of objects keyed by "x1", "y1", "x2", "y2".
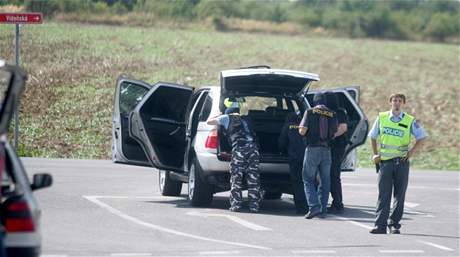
[
  {"x1": 112, "y1": 76, "x2": 151, "y2": 166},
  {"x1": 129, "y1": 82, "x2": 193, "y2": 172},
  {"x1": 0, "y1": 63, "x2": 26, "y2": 135},
  {"x1": 307, "y1": 87, "x2": 368, "y2": 171}
]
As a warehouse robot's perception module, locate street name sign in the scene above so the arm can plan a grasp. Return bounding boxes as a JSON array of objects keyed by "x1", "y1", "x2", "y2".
[{"x1": 0, "y1": 12, "x2": 43, "y2": 24}]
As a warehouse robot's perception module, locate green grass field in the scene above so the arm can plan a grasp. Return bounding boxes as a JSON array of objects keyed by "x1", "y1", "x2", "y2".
[{"x1": 0, "y1": 22, "x2": 458, "y2": 170}]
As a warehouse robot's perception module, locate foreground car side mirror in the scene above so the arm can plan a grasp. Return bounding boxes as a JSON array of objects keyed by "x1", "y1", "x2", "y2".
[{"x1": 31, "y1": 173, "x2": 53, "y2": 191}]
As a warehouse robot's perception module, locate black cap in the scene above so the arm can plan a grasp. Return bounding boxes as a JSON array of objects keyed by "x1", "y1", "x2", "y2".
[{"x1": 313, "y1": 92, "x2": 327, "y2": 106}]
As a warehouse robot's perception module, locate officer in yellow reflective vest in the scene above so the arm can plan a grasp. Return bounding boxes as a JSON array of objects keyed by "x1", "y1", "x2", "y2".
[{"x1": 368, "y1": 93, "x2": 427, "y2": 234}]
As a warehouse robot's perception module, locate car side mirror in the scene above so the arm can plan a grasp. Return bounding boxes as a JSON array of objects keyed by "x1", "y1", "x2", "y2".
[{"x1": 31, "y1": 173, "x2": 53, "y2": 191}]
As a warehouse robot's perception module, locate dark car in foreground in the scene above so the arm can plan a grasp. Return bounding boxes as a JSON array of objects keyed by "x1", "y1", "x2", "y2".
[
  {"x1": 112, "y1": 66, "x2": 368, "y2": 207},
  {"x1": 0, "y1": 62, "x2": 53, "y2": 257}
]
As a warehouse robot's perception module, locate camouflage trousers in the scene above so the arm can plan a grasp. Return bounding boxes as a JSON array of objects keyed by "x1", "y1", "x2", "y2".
[{"x1": 230, "y1": 142, "x2": 261, "y2": 210}]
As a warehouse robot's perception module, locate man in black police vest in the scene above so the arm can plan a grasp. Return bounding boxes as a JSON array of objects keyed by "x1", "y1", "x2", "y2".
[
  {"x1": 279, "y1": 112, "x2": 308, "y2": 214},
  {"x1": 207, "y1": 106, "x2": 261, "y2": 213},
  {"x1": 299, "y1": 93, "x2": 338, "y2": 219}
]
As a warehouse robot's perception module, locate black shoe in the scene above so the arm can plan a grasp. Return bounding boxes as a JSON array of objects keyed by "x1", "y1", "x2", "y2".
[
  {"x1": 389, "y1": 226, "x2": 400, "y2": 234},
  {"x1": 249, "y1": 208, "x2": 259, "y2": 213},
  {"x1": 327, "y1": 205, "x2": 344, "y2": 214},
  {"x1": 305, "y1": 208, "x2": 321, "y2": 219},
  {"x1": 229, "y1": 206, "x2": 242, "y2": 212},
  {"x1": 369, "y1": 226, "x2": 387, "y2": 234}
]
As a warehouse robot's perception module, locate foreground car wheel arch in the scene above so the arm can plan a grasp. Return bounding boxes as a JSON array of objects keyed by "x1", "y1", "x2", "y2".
[
  {"x1": 158, "y1": 170, "x2": 182, "y2": 196},
  {"x1": 188, "y1": 159, "x2": 213, "y2": 207}
]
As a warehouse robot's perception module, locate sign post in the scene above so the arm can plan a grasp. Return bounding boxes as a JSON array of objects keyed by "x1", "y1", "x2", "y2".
[{"x1": 0, "y1": 12, "x2": 42, "y2": 151}]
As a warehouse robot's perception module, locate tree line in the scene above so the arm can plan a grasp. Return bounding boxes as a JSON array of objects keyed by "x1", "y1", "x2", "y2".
[{"x1": 3, "y1": 0, "x2": 459, "y2": 43}]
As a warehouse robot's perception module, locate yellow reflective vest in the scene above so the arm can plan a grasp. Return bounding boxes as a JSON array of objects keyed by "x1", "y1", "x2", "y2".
[{"x1": 378, "y1": 111, "x2": 414, "y2": 160}]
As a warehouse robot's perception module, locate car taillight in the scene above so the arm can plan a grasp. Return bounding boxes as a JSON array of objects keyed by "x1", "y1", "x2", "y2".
[
  {"x1": 205, "y1": 129, "x2": 218, "y2": 149},
  {"x1": 4, "y1": 200, "x2": 35, "y2": 232}
]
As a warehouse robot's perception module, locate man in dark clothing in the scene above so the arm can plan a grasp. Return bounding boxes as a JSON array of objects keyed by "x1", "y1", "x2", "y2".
[
  {"x1": 325, "y1": 92, "x2": 349, "y2": 213},
  {"x1": 279, "y1": 112, "x2": 308, "y2": 214},
  {"x1": 207, "y1": 106, "x2": 261, "y2": 213},
  {"x1": 299, "y1": 92, "x2": 338, "y2": 219}
]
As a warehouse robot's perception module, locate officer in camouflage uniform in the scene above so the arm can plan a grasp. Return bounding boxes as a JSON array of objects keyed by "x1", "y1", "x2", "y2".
[{"x1": 207, "y1": 100, "x2": 261, "y2": 213}]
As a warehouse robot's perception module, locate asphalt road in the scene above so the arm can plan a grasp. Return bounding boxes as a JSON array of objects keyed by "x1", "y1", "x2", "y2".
[{"x1": 22, "y1": 158, "x2": 459, "y2": 257}]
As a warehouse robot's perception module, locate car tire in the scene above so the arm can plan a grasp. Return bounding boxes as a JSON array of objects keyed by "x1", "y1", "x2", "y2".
[
  {"x1": 159, "y1": 170, "x2": 182, "y2": 196},
  {"x1": 264, "y1": 191, "x2": 282, "y2": 200},
  {"x1": 188, "y1": 159, "x2": 213, "y2": 207}
]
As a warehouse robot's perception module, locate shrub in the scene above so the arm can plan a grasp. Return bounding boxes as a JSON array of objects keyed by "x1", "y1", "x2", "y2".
[
  {"x1": 424, "y1": 13, "x2": 459, "y2": 42},
  {"x1": 25, "y1": 0, "x2": 59, "y2": 17}
]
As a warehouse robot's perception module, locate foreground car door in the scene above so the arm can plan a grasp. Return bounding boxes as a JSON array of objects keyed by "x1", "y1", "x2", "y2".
[
  {"x1": 307, "y1": 87, "x2": 368, "y2": 171},
  {"x1": 112, "y1": 77, "x2": 151, "y2": 166},
  {"x1": 129, "y1": 83, "x2": 194, "y2": 172},
  {"x1": 0, "y1": 64, "x2": 26, "y2": 134}
]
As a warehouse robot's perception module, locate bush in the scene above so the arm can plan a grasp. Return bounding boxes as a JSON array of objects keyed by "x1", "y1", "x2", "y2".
[
  {"x1": 194, "y1": 0, "x2": 243, "y2": 20},
  {"x1": 287, "y1": 7, "x2": 321, "y2": 27},
  {"x1": 424, "y1": 13, "x2": 459, "y2": 42},
  {"x1": 93, "y1": 2, "x2": 110, "y2": 14},
  {"x1": 211, "y1": 16, "x2": 227, "y2": 31},
  {"x1": 25, "y1": 0, "x2": 59, "y2": 17},
  {"x1": 111, "y1": 1, "x2": 128, "y2": 15}
]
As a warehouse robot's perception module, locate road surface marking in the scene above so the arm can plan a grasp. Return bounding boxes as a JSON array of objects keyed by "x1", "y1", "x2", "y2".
[
  {"x1": 111, "y1": 254, "x2": 152, "y2": 256},
  {"x1": 363, "y1": 207, "x2": 434, "y2": 218},
  {"x1": 379, "y1": 250, "x2": 424, "y2": 253},
  {"x1": 417, "y1": 240, "x2": 454, "y2": 251},
  {"x1": 405, "y1": 202, "x2": 419, "y2": 208},
  {"x1": 41, "y1": 255, "x2": 68, "y2": 257},
  {"x1": 291, "y1": 250, "x2": 336, "y2": 254},
  {"x1": 187, "y1": 211, "x2": 271, "y2": 231},
  {"x1": 83, "y1": 195, "x2": 271, "y2": 250},
  {"x1": 328, "y1": 214, "x2": 374, "y2": 230},
  {"x1": 343, "y1": 183, "x2": 459, "y2": 191},
  {"x1": 199, "y1": 250, "x2": 240, "y2": 255},
  {"x1": 84, "y1": 195, "x2": 183, "y2": 200}
]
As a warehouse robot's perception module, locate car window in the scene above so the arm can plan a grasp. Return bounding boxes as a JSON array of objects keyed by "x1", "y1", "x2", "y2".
[
  {"x1": 239, "y1": 96, "x2": 278, "y2": 115},
  {"x1": 198, "y1": 93, "x2": 213, "y2": 121},
  {"x1": 119, "y1": 82, "x2": 149, "y2": 115},
  {"x1": 185, "y1": 91, "x2": 202, "y2": 122}
]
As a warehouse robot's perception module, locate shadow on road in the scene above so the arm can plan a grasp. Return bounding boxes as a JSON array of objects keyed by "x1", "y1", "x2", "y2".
[
  {"x1": 144, "y1": 195, "x2": 388, "y2": 221},
  {"x1": 404, "y1": 233, "x2": 460, "y2": 239}
]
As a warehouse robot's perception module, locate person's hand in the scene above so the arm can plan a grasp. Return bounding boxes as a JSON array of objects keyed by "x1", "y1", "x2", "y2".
[
  {"x1": 402, "y1": 150, "x2": 412, "y2": 162},
  {"x1": 372, "y1": 154, "x2": 381, "y2": 164}
]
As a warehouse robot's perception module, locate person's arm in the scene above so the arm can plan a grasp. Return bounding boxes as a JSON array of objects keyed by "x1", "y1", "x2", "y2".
[
  {"x1": 403, "y1": 138, "x2": 425, "y2": 161},
  {"x1": 334, "y1": 123, "x2": 348, "y2": 138},
  {"x1": 206, "y1": 113, "x2": 222, "y2": 125},
  {"x1": 403, "y1": 119, "x2": 428, "y2": 161},
  {"x1": 330, "y1": 115, "x2": 338, "y2": 138},
  {"x1": 368, "y1": 117, "x2": 380, "y2": 164},
  {"x1": 299, "y1": 111, "x2": 308, "y2": 136},
  {"x1": 371, "y1": 138, "x2": 380, "y2": 164},
  {"x1": 333, "y1": 110, "x2": 348, "y2": 138}
]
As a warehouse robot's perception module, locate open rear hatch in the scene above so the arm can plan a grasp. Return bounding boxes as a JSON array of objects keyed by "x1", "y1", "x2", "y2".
[
  {"x1": 218, "y1": 68, "x2": 320, "y2": 163},
  {"x1": 220, "y1": 68, "x2": 319, "y2": 96}
]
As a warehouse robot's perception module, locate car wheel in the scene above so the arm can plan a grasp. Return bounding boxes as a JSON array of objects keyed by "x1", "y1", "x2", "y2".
[
  {"x1": 188, "y1": 159, "x2": 213, "y2": 207},
  {"x1": 159, "y1": 170, "x2": 182, "y2": 196},
  {"x1": 264, "y1": 191, "x2": 282, "y2": 200}
]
